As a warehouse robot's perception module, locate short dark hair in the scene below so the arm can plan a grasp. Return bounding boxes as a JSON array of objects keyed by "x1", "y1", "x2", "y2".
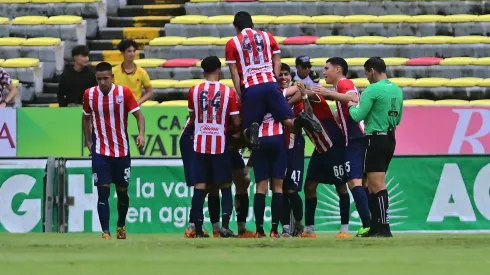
[
  {"x1": 233, "y1": 11, "x2": 253, "y2": 32},
  {"x1": 364, "y1": 57, "x2": 386, "y2": 73},
  {"x1": 281, "y1": 63, "x2": 291, "y2": 73},
  {"x1": 95, "y1": 62, "x2": 113, "y2": 73},
  {"x1": 71, "y1": 45, "x2": 89, "y2": 57},
  {"x1": 326, "y1": 57, "x2": 348, "y2": 76},
  {"x1": 201, "y1": 56, "x2": 221, "y2": 73},
  {"x1": 117, "y1": 39, "x2": 139, "y2": 52}
]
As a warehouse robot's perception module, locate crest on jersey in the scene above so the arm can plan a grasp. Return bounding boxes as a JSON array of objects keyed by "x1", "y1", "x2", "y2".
[{"x1": 116, "y1": 95, "x2": 123, "y2": 104}]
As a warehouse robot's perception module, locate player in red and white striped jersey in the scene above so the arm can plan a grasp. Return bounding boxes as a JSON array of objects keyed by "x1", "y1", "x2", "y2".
[
  {"x1": 187, "y1": 56, "x2": 241, "y2": 238},
  {"x1": 82, "y1": 62, "x2": 146, "y2": 240},
  {"x1": 313, "y1": 57, "x2": 371, "y2": 237}
]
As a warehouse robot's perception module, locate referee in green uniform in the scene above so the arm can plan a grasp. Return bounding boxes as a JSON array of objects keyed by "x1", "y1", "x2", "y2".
[{"x1": 347, "y1": 57, "x2": 403, "y2": 237}]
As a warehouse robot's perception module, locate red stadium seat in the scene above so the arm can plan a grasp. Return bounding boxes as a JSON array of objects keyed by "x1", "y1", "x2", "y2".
[
  {"x1": 163, "y1": 58, "x2": 200, "y2": 67},
  {"x1": 405, "y1": 57, "x2": 443, "y2": 66},
  {"x1": 283, "y1": 36, "x2": 320, "y2": 45}
]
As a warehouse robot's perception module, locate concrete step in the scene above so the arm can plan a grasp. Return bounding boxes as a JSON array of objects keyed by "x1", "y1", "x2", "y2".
[
  {"x1": 88, "y1": 39, "x2": 149, "y2": 50},
  {"x1": 89, "y1": 50, "x2": 146, "y2": 63},
  {"x1": 118, "y1": 4, "x2": 185, "y2": 17},
  {"x1": 108, "y1": 16, "x2": 171, "y2": 28},
  {"x1": 98, "y1": 27, "x2": 165, "y2": 40}
]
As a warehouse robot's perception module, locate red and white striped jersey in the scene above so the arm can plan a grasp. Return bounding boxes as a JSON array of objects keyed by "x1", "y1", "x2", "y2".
[
  {"x1": 82, "y1": 84, "x2": 139, "y2": 157},
  {"x1": 188, "y1": 81, "x2": 240, "y2": 154},
  {"x1": 225, "y1": 28, "x2": 280, "y2": 88},
  {"x1": 335, "y1": 78, "x2": 365, "y2": 145},
  {"x1": 284, "y1": 100, "x2": 304, "y2": 149},
  {"x1": 259, "y1": 88, "x2": 287, "y2": 138}
]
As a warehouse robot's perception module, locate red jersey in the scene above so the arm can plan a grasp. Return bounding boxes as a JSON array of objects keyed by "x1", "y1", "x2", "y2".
[
  {"x1": 283, "y1": 88, "x2": 304, "y2": 149},
  {"x1": 304, "y1": 95, "x2": 344, "y2": 153},
  {"x1": 225, "y1": 28, "x2": 280, "y2": 88},
  {"x1": 82, "y1": 84, "x2": 139, "y2": 157},
  {"x1": 335, "y1": 78, "x2": 365, "y2": 144},
  {"x1": 188, "y1": 81, "x2": 240, "y2": 154}
]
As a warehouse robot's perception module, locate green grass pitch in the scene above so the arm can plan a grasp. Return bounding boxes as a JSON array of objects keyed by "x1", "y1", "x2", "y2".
[{"x1": 1, "y1": 233, "x2": 489, "y2": 275}]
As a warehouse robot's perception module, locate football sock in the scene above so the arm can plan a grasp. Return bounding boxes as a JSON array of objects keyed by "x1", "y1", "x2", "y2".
[
  {"x1": 369, "y1": 193, "x2": 379, "y2": 233},
  {"x1": 253, "y1": 193, "x2": 266, "y2": 234},
  {"x1": 340, "y1": 224, "x2": 349, "y2": 233},
  {"x1": 281, "y1": 193, "x2": 291, "y2": 228},
  {"x1": 221, "y1": 187, "x2": 232, "y2": 229},
  {"x1": 191, "y1": 188, "x2": 205, "y2": 234},
  {"x1": 351, "y1": 186, "x2": 371, "y2": 228},
  {"x1": 244, "y1": 128, "x2": 250, "y2": 139},
  {"x1": 97, "y1": 186, "x2": 110, "y2": 233},
  {"x1": 339, "y1": 192, "x2": 350, "y2": 226},
  {"x1": 376, "y1": 189, "x2": 391, "y2": 233},
  {"x1": 236, "y1": 194, "x2": 249, "y2": 223},
  {"x1": 364, "y1": 187, "x2": 370, "y2": 198},
  {"x1": 271, "y1": 193, "x2": 283, "y2": 233},
  {"x1": 116, "y1": 189, "x2": 129, "y2": 227},
  {"x1": 305, "y1": 197, "x2": 317, "y2": 227},
  {"x1": 208, "y1": 194, "x2": 220, "y2": 226},
  {"x1": 289, "y1": 192, "x2": 304, "y2": 222}
]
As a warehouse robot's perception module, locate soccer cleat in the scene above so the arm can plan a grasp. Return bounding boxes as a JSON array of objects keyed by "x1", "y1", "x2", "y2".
[
  {"x1": 116, "y1": 226, "x2": 126, "y2": 239},
  {"x1": 202, "y1": 229, "x2": 211, "y2": 238},
  {"x1": 248, "y1": 123, "x2": 260, "y2": 150},
  {"x1": 292, "y1": 222, "x2": 305, "y2": 237},
  {"x1": 184, "y1": 229, "x2": 196, "y2": 238},
  {"x1": 237, "y1": 230, "x2": 256, "y2": 238},
  {"x1": 300, "y1": 232, "x2": 317, "y2": 238},
  {"x1": 356, "y1": 227, "x2": 370, "y2": 237},
  {"x1": 255, "y1": 232, "x2": 266, "y2": 238},
  {"x1": 220, "y1": 228, "x2": 237, "y2": 238},
  {"x1": 298, "y1": 112, "x2": 323, "y2": 133},
  {"x1": 101, "y1": 232, "x2": 111, "y2": 240},
  {"x1": 335, "y1": 231, "x2": 351, "y2": 239},
  {"x1": 280, "y1": 232, "x2": 292, "y2": 238},
  {"x1": 213, "y1": 228, "x2": 221, "y2": 238},
  {"x1": 269, "y1": 231, "x2": 281, "y2": 238}
]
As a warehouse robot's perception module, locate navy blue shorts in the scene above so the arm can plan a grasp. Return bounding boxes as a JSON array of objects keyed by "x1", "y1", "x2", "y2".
[
  {"x1": 284, "y1": 136, "x2": 305, "y2": 191},
  {"x1": 252, "y1": 135, "x2": 288, "y2": 183},
  {"x1": 92, "y1": 152, "x2": 131, "y2": 186},
  {"x1": 229, "y1": 150, "x2": 246, "y2": 170},
  {"x1": 179, "y1": 133, "x2": 195, "y2": 187},
  {"x1": 241, "y1": 82, "x2": 294, "y2": 129},
  {"x1": 305, "y1": 142, "x2": 346, "y2": 185},
  {"x1": 345, "y1": 138, "x2": 365, "y2": 180},
  {"x1": 193, "y1": 151, "x2": 232, "y2": 185}
]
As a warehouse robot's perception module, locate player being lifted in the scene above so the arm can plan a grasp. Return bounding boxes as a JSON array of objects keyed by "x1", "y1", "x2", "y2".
[
  {"x1": 187, "y1": 56, "x2": 241, "y2": 238},
  {"x1": 82, "y1": 62, "x2": 146, "y2": 240},
  {"x1": 313, "y1": 57, "x2": 371, "y2": 236},
  {"x1": 225, "y1": 11, "x2": 322, "y2": 150}
]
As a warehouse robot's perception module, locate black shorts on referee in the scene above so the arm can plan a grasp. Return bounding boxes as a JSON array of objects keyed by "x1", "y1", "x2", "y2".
[{"x1": 364, "y1": 130, "x2": 396, "y2": 173}]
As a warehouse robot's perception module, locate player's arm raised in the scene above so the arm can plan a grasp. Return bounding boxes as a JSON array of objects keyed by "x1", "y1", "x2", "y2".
[
  {"x1": 297, "y1": 82, "x2": 316, "y2": 116},
  {"x1": 125, "y1": 87, "x2": 146, "y2": 149},
  {"x1": 82, "y1": 90, "x2": 93, "y2": 153}
]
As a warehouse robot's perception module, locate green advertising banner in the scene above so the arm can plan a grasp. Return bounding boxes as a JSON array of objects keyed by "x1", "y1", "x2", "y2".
[
  {"x1": 0, "y1": 159, "x2": 46, "y2": 233},
  {"x1": 65, "y1": 156, "x2": 490, "y2": 234}
]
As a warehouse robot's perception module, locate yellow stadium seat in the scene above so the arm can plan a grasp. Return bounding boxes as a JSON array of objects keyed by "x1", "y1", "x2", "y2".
[
  {"x1": 3, "y1": 58, "x2": 40, "y2": 68},
  {"x1": 383, "y1": 57, "x2": 408, "y2": 66},
  {"x1": 0, "y1": 0, "x2": 29, "y2": 3},
  {"x1": 182, "y1": 37, "x2": 219, "y2": 46},
  {"x1": 252, "y1": 16, "x2": 277, "y2": 24},
  {"x1": 341, "y1": 15, "x2": 378, "y2": 23},
  {"x1": 0, "y1": 37, "x2": 26, "y2": 46},
  {"x1": 472, "y1": 57, "x2": 490, "y2": 66},
  {"x1": 450, "y1": 36, "x2": 488, "y2": 44},
  {"x1": 0, "y1": 17, "x2": 9, "y2": 25},
  {"x1": 445, "y1": 77, "x2": 482, "y2": 87},
  {"x1": 469, "y1": 99, "x2": 490, "y2": 105},
  {"x1": 0, "y1": 59, "x2": 4, "y2": 66},
  {"x1": 440, "y1": 14, "x2": 478, "y2": 23},
  {"x1": 390, "y1": 77, "x2": 415, "y2": 87},
  {"x1": 383, "y1": 36, "x2": 418, "y2": 44},
  {"x1": 316, "y1": 36, "x2": 353, "y2": 44},
  {"x1": 150, "y1": 79, "x2": 179, "y2": 89},
  {"x1": 12, "y1": 79, "x2": 19, "y2": 87},
  {"x1": 159, "y1": 100, "x2": 188, "y2": 107},
  {"x1": 24, "y1": 37, "x2": 61, "y2": 46},
  {"x1": 48, "y1": 103, "x2": 59, "y2": 107},
  {"x1": 403, "y1": 99, "x2": 435, "y2": 106},
  {"x1": 220, "y1": 79, "x2": 234, "y2": 88},
  {"x1": 475, "y1": 14, "x2": 490, "y2": 22},
  {"x1": 407, "y1": 15, "x2": 444, "y2": 23},
  {"x1": 149, "y1": 36, "x2": 186, "y2": 46},
  {"x1": 345, "y1": 57, "x2": 368, "y2": 66},
  {"x1": 271, "y1": 15, "x2": 310, "y2": 24},
  {"x1": 141, "y1": 100, "x2": 159, "y2": 106},
  {"x1": 310, "y1": 57, "x2": 326, "y2": 67},
  {"x1": 11, "y1": 16, "x2": 48, "y2": 25},
  {"x1": 170, "y1": 15, "x2": 208, "y2": 24},
  {"x1": 190, "y1": 0, "x2": 220, "y2": 2},
  {"x1": 203, "y1": 15, "x2": 233, "y2": 24},
  {"x1": 134, "y1": 58, "x2": 166, "y2": 68},
  {"x1": 46, "y1": 15, "x2": 83, "y2": 25},
  {"x1": 281, "y1": 58, "x2": 296, "y2": 67},
  {"x1": 174, "y1": 79, "x2": 204, "y2": 89},
  {"x1": 415, "y1": 36, "x2": 453, "y2": 44},
  {"x1": 440, "y1": 57, "x2": 476, "y2": 66},
  {"x1": 352, "y1": 78, "x2": 370, "y2": 88},
  {"x1": 65, "y1": 0, "x2": 101, "y2": 2},
  {"x1": 433, "y1": 99, "x2": 471, "y2": 105},
  {"x1": 274, "y1": 36, "x2": 287, "y2": 44},
  {"x1": 348, "y1": 36, "x2": 386, "y2": 44},
  {"x1": 196, "y1": 57, "x2": 225, "y2": 67},
  {"x1": 308, "y1": 15, "x2": 344, "y2": 24},
  {"x1": 214, "y1": 37, "x2": 232, "y2": 46},
  {"x1": 373, "y1": 15, "x2": 411, "y2": 23},
  {"x1": 412, "y1": 78, "x2": 449, "y2": 87}
]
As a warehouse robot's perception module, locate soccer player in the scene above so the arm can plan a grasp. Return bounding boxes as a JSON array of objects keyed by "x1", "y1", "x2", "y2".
[
  {"x1": 188, "y1": 56, "x2": 241, "y2": 238},
  {"x1": 299, "y1": 80, "x2": 351, "y2": 239},
  {"x1": 313, "y1": 57, "x2": 371, "y2": 237},
  {"x1": 292, "y1": 55, "x2": 321, "y2": 90},
  {"x1": 82, "y1": 62, "x2": 146, "y2": 240},
  {"x1": 113, "y1": 39, "x2": 154, "y2": 105},
  {"x1": 225, "y1": 11, "x2": 321, "y2": 149},
  {"x1": 347, "y1": 57, "x2": 403, "y2": 237}
]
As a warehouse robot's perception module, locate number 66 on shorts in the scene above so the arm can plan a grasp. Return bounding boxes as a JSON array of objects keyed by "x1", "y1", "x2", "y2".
[{"x1": 333, "y1": 161, "x2": 350, "y2": 179}]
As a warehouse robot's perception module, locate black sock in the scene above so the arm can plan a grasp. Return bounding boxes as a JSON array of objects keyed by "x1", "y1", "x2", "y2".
[
  {"x1": 221, "y1": 187, "x2": 232, "y2": 229},
  {"x1": 191, "y1": 189, "x2": 205, "y2": 234},
  {"x1": 351, "y1": 186, "x2": 371, "y2": 228},
  {"x1": 97, "y1": 186, "x2": 110, "y2": 233},
  {"x1": 368, "y1": 193, "x2": 378, "y2": 233},
  {"x1": 116, "y1": 189, "x2": 129, "y2": 227},
  {"x1": 375, "y1": 189, "x2": 391, "y2": 233},
  {"x1": 244, "y1": 128, "x2": 250, "y2": 139},
  {"x1": 289, "y1": 192, "x2": 303, "y2": 222},
  {"x1": 271, "y1": 192, "x2": 283, "y2": 233},
  {"x1": 281, "y1": 193, "x2": 291, "y2": 228},
  {"x1": 208, "y1": 194, "x2": 220, "y2": 225},
  {"x1": 305, "y1": 197, "x2": 317, "y2": 226},
  {"x1": 338, "y1": 193, "x2": 350, "y2": 225},
  {"x1": 253, "y1": 193, "x2": 266, "y2": 233},
  {"x1": 236, "y1": 194, "x2": 249, "y2": 223},
  {"x1": 364, "y1": 187, "x2": 370, "y2": 198}
]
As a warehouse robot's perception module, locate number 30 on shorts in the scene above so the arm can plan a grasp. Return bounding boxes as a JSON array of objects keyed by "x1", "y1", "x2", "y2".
[{"x1": 333, "y1": 161, "x2": 350, "y2": 178}]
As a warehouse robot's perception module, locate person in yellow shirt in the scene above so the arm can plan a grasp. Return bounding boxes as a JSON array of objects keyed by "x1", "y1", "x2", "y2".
[{"x1": 113, "y1": 39, "x2": 154, "y2": 105}]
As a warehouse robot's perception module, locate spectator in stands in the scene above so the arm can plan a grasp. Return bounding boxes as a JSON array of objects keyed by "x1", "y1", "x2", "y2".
[
  {"x1": 113, "y1": 39, "x2": 153, "y2": 105},
  {"x1": 0, "y1": 68, "x2": 18, "y2": 108},
  {"x1": 58, "y1": 45, "x2": 97, "y2": 107}
]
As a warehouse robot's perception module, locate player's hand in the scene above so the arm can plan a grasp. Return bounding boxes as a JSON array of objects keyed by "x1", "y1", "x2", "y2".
[
  {"x1": 296, "y1": 82, "x2": 306, "y2": 94},
  {"x1": 347, "y1": 101, "x2": 357, "y2": 108},
  {"x1": 136, "y1": 134, "x2": 145, "y2": 149},
  {"x1": 312, "y1": 86, "x2": 327, "y2": 95}
]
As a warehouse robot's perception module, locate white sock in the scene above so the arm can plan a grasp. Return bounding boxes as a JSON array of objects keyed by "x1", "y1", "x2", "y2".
[
  {"x1": 340, "y1": 224, "x2": 349, "y2": 233},
  {"x1": 188, "y1": 223, "x2": 195, "y2": 230},
  {"x1": 283, "y1": 225, "x2": 290, "y2": 233},
  {"x1": 306, "y1": 225, "x2": 315, "y2": 233}
]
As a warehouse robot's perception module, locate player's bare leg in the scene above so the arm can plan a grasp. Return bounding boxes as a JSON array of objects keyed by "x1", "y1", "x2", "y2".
[
  {"x1": 302, "y1": 181, "x2": 318, "y2": 238},
  {"x1": 116, "y1": 185, "x2": 129, "y2": 239},
  {"x1": 233, "y1": 166, "x2": 255, "y2": 238},
  {"x1": 254, "y1": 180, "x2": 268, "y2": 238},
  {"x1": 219, "y1": 183, "x2": 237, "y2": 238},
  {"x1": 348, "y1": 178, "x2": 371, "y2": 237},
  {"x1": 335, "y1": 184, "x2": 351, "y2": 239},
  {"x1": 269, "y1": 178, "x2": 284, "y2": 238},
  {"x1": 97, "y1": 184, "x2": 111, "y2": 240}
]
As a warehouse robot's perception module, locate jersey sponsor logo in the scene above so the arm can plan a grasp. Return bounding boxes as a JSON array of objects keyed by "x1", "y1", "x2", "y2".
[
  {"x1": 116, "y1": 95, "x2": 123, "y2": 104},
  {"x1": 199, "y1": 125, "x2": 221, "y2": 135}
]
